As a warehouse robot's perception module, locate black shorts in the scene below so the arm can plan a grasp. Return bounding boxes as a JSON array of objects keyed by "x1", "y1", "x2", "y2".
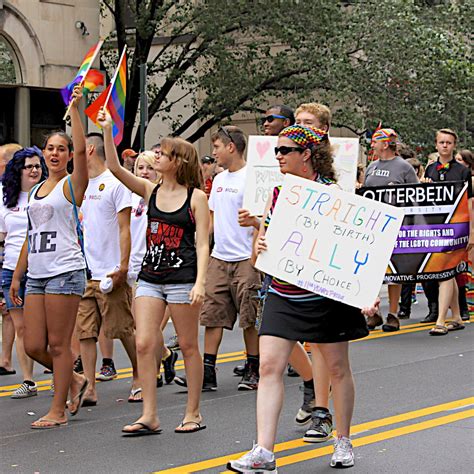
[{"x1": 259, "y1": 292, "x2": 369, "y2": 344}]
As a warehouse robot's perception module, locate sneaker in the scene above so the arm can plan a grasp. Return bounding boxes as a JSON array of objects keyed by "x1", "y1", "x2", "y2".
[
  {"x1": 233, "y1": 364, "x2": 245, "y2": 377},
  {"x1": 167, "y1": 334, "x2": 180, "y2": 351},
  {"x1": 287, "y1": 364, "x2": 299, "y2": 377},
  {"x1": 73, "y1": 356, "x2": 84, "y2": 374},
  {"x1": 461, "y1": 310, "x2": 470, "y2": 321},
  {"x1": 397, "y1": 309, "x2": 410, "y2": 320},
  {"x1": 295, "y1": 383, "x2": 315, "y2": 425},
  {"x1": 382, "y1": 313, "x2": 400, "y2": 332},
  {"x1": 330, "y1": 436, "x2": 354, "y2": 468},
  {"x1": 157, "y1": 374, "x2": 163, "y2": 388},
  {"x1": 366, "y1": 311, "x2": 383, "y2": 330},
  {"x1": 11, "y1": 381, "x2": 38, "y2": 399},
  {"x1": 303, "y1": 408, "x2": 333, "y2": 443},
  {"x1": 238, "y1": 362, "x2": 259, "y2": 391},
  {"x1": 96, "y1": 363, "x2": 117, "y2": 381},
  {"x1": 227, "y1": 444, "x2": 277, "y2": 473},
  {"x1": 203, "y1": 363, "x2": 217, "y2": 391},
  {"x1": 174, "y1": 363, "x2": 217, "y2": 391},
  {"x1": 162, "y1": 348, "x2": 178, "y2": 384}
]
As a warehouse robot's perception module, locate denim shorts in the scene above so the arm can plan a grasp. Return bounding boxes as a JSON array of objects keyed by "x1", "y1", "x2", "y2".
[
  {"x1": 26, "y1": 269, "x2": 86, "y2": 297},
  {"x1": 1, "y1": 269, "x2": 27, "y2": 310},
  {"x1": 135, "y1": 279, "x2": 193, "y2": 304}
]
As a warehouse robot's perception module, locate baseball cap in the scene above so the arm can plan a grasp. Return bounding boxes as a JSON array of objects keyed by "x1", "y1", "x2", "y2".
[
  {"x1": 201, "y1": 155, "x2": 215, "y2": 164},
  {"x1": 121, "y1": 148, "x2": 139, "y2": 159}
]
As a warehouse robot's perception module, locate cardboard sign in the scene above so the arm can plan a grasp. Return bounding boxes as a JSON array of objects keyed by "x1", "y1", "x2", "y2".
[
  {"x1": 243, "y1": 135, "x2": 279, "y2": 216},
  {"x1": 357, "y1": 181, "x2": 469, "y2": 282},
  {"x1": 243, "y1": 135, "x2": 359, "y2": 216},
  {"x1": 256, "y1": 174, "x2": 404, "y2": 308}
]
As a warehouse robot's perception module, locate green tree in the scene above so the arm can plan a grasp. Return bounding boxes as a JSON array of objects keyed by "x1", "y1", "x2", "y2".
[{"x1": 101, "y1": 0, "x2": 472, "y2": 152}]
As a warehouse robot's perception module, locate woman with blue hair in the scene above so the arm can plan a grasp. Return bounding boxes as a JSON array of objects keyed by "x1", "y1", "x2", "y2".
[{"x1": 0, "y1": 147, "x2": 47, "y2": 398}]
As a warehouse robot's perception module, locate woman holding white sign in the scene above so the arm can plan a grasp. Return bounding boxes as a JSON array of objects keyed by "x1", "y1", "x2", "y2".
[{"x1": 227, "y1": 125, "x2": 376, "y2": 473}]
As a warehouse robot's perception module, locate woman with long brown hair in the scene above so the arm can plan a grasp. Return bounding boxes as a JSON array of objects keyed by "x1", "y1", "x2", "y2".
[{"x1": 97, "y1": 107, "x2": 209, "y2": 436}]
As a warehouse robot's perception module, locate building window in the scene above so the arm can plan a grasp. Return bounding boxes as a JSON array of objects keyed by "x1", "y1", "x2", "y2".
[{"x1": 0, "y1": 36, "x2": 18, "y2": 84}]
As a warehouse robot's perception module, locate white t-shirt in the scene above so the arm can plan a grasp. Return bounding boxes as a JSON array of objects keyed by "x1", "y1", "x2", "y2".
[
  {"x1": 209, "y1": 166, "x2": 254, "y2": 262},
  {"x1": 81, "y1": 170, "x2": 132, "y2": 280},
  {"x1": 0, "y1": 190, "x2": 29, "y2": 271},
  {"x1": 129, "y1": 193, "x2": 147, "y2": 277}
]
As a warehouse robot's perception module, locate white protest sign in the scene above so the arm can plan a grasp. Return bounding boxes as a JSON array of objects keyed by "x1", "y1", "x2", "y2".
[
  {"x1": 243, "y1": 135, "x2": 279, "y2": 216},
  {"x1": 243, "y1": 135, "x2": 360, "y2": 216},
  {"x1": 255, "y1": 174, "x2": 404, "y2": 308},
  {"x1": 331, "y1": 137, "x2": 359, "y2": 194}
]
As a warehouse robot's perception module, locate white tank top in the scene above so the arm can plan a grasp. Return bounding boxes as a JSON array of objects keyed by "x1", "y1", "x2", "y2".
[{"x1": 27, "y1": 176, "x2": 86, "y2": 279}]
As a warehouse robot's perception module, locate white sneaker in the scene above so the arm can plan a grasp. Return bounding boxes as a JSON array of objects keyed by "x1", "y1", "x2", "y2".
[
  {"x1": 11, "y1": 381, "x2": 38, "y2": 399},
  {"x1": 330, "y1": 436, "x2": 354, "y2": 468},
  {"x1": 227, "y1": 444, "x2": 277, "y2": 473}
]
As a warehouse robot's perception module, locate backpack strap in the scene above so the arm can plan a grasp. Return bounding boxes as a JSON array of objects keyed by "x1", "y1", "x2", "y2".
[{"x1": 67, "y1": 176, "x2": 91, "y2": 278}]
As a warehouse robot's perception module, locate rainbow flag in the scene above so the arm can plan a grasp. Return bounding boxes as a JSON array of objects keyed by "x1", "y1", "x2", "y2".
[
  {"x1": 61, "y1": 40, "x2": 103, "y2": 105},
  {"x1": 106, "y1": 48, "x2": 127, "y2": 146},
  {"x1": 84, "y1": 83, "x2": 110, "y2": 124},
  {"x1": 85, "y1": 48, "x2": 126, "y2": 146},
  {"x1": 61, "y1": 69, "x2": 103, "y2": 105}
]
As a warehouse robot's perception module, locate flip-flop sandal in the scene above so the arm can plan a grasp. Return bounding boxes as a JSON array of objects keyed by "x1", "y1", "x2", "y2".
[
  {"x1": 446, "y1": 322, "x2": 465, "y2": 331},
  {"x1": 174, "y1": 421, "x2": 207, "y2": 434},
  {"x1": 69, "y1": 378, "x2": 89, "y2": 416},
  {"x1": 0, "y1": 367, "x2": 16, "y2": 375},
  {"x1": 31, "y1": 418, "x2": 68, "y2": 429},
  {"x1": 429, "y1": 325, "x2": 448, "y2": 336},
  {"x1": 81, "y1": 399, "x2": 97, "y2": 407},
  {"x1": 122, "y1": 422, "x2": 162, "y2": 437},
  {"x1": 128, "y1": 388, "x2": 143, "y2": 403}
]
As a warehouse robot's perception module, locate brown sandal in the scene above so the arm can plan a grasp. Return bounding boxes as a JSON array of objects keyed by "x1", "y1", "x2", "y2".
[
  {"x1": 429, "y1": 325, "x2": 448, "y2": 336},
  {"x1": 446, "y1": 321, "x2": 465, "y2": 331}
]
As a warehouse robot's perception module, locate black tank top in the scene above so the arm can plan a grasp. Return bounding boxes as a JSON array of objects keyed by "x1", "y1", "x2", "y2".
[{"x1": 138, "y1": 185, "x2": 197, "y2": 284}]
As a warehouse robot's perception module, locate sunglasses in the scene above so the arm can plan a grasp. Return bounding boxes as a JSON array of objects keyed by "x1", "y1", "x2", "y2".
[
  {"x1": 219, "y1": 126, "x2": 234, "y2": 144},
  {"x1": 274, "y1": 146, "x2": 305, "y2": 156},
  {"x1": 260, "y1": 114, "x2": 287, "y2": 125},
  {"x1": 23, "y1": 164, "x2": 42, "y2": 170}
]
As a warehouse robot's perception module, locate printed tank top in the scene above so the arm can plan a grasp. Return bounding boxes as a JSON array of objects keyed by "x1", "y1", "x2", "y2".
[
  {"x1": 264, "y1": 174, "x2": 334, "y2": 300},
  {"x1": 138, "y1": 185, "x2": 197, "y2": 284},
  {"x1": 27, "y1": 176, "x2": 86, "y2": 279}
]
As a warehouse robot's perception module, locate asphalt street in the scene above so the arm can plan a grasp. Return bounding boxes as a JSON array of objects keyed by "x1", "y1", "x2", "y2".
[{"x1": 0, "y1": 296, "x2": 473, "y2": 473}]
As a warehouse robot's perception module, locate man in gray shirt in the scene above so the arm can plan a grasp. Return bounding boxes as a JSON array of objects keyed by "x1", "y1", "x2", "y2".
[{"x1": 363, "y1": 128, "x2": 418, "y2": 331}]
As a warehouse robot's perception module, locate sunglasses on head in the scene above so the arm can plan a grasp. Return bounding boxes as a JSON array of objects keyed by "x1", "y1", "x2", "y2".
[
  {"x1": 219, "y1": 126, "x2": 234, "y2": 144},
  {"x1": 23, "y1": 164, "x2": 42, "y2": 170},
  {"x1": 274, "y1": 146, "x2": 305, "y2": 156},
  {"x1": 260, "y1": 114, "x2": 287, "y2": 125}
]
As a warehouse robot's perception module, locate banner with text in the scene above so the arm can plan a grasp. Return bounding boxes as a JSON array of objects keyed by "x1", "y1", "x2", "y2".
[
  {"x1": 357, "y1": 181, "x2": 469, "y2": 283},
  {"x1": 256, "y1": 174, "x2": 403, "y2": 308},
  {"x1": 243, "y1": 135, "x2": 359, "y2": 216}
]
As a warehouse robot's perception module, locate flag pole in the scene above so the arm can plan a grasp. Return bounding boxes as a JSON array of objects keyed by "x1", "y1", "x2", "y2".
[
  {"x1": 105, "y1": 46, "x2": 127, "y2": 110},
  {"x1": 63, "y1": 39, "x2": 104, "y2": 120}
]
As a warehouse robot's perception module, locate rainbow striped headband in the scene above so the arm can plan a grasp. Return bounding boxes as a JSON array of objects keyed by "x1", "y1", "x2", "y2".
[
  {"x1": 279, "y1": 125, "x2": 328, "y2": 148},
  {"x1": 372, "y1": 128, "x2": 398, "y2": 143}
]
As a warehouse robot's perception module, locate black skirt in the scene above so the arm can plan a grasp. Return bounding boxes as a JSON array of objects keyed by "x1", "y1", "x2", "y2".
[{"x1": 259, "y1": 292, "x2": 369, "y2": 344}]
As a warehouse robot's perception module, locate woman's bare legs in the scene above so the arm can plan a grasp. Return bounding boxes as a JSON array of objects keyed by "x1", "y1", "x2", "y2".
[
  {"x1": 1, "y1": 310, "x2": 15, "y2": 371},
  {"x1": 317, "y1": 342, "x2": 354, "y2": 438},
  {"x1": 257, "y1": 335, "x2": 295, "y2": 451},
  {"x1": 309, "y1": 343, "x2": 331, "y2": 408},
  {"x1": 123, "y1": 296, "x2": 166, "y2": 432},
  {"x1": 169, "y1": 303, "x2": 203, "y2": 429},
  {"x1": 437, "y1": 278, "x2": 463, "y2": 326},
  {"x1": 9, "y1": 308, "x2": 33, "y2": 381},
  {"x1": 288, "y1": 342, "x2": 313, "y2": 380},
  {"x1": 24, "y1": 294, "x2": 85, "y2": 424}
]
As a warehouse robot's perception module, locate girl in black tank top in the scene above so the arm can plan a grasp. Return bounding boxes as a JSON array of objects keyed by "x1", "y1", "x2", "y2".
[
  {"x1": 139, "y1": 184, "x2": 197, "y2": 284},
  {"x1": 98, "y1": 105, "x2": 210, "y2": 436}
]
